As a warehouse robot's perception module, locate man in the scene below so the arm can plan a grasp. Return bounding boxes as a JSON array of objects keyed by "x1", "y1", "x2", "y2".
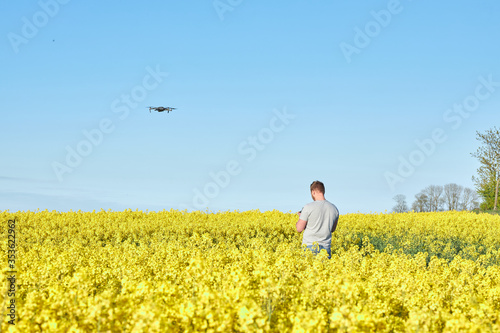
[{"x1": 296, "y1": 181, "x2": 339, "y2": 259}]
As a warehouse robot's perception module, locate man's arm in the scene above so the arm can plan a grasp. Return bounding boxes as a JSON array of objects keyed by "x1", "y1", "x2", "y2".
[{"x1": 296, "y1": 218, "x2": 307, "y2": 232}]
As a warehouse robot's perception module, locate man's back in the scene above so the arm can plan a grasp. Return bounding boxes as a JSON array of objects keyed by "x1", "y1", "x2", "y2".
[{"x1": 300, "y1": 200, "x2": 339, "y2": 248}]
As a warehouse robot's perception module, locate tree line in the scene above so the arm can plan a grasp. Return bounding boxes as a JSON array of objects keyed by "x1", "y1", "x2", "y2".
[
  {"x1": 392, "y1": 126, "x2": 500, "y2": 213},
  {"x1": 393, "y1": 184, "x2": 479, "y2": 213}
]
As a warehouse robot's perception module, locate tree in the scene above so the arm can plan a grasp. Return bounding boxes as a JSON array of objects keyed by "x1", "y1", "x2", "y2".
[
  {"x1": 475, "y1": 176, "x2": 497, "y2": 210},
  {"x1": 444, "y1": 183, "x2": 463, "y2": 211},
  {"x1": 471, "y1": 127, "x2": 500, "y2": 210},
  {"x1": 412, "y1": 192, "x2": 430, "y2": 212},
  {"x1": 460, "y1": 187, "x2": 480, "y2": 211},
  {"x1": 422, "y1": 185, "x2": 444, "y2": 212},
  {"x1": 392, "y1": 194, "x2": 408, "y2": 213}
]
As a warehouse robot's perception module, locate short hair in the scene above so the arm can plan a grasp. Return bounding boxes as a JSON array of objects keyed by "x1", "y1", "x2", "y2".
[{"x1": 310, "y1": 180, "x2": 325, "y2": 194}]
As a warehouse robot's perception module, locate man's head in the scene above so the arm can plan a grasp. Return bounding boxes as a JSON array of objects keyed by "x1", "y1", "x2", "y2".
[{"x1": 310, "y1": 180, "x2": 325, "y2": 201}]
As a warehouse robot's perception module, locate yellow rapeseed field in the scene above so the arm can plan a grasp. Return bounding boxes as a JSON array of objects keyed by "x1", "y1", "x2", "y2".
[{"x1": 1, "y1": 210, "x2": 500, "y2": 332}]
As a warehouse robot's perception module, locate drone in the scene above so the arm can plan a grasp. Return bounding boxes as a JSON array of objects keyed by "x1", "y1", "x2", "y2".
[{"x1": 148, "y1": 106, "x2": 177, "y2": 113}]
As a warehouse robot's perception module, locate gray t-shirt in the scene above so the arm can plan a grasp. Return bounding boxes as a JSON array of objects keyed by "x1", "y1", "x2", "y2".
[{"x1": 300, "y1": 200, "x2": 339, "y2": 248}]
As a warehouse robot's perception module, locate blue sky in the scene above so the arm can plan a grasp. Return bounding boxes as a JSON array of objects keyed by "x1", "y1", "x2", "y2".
[{"x1": 1, "y1": 1, "x2": 499, "y2": 213}]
